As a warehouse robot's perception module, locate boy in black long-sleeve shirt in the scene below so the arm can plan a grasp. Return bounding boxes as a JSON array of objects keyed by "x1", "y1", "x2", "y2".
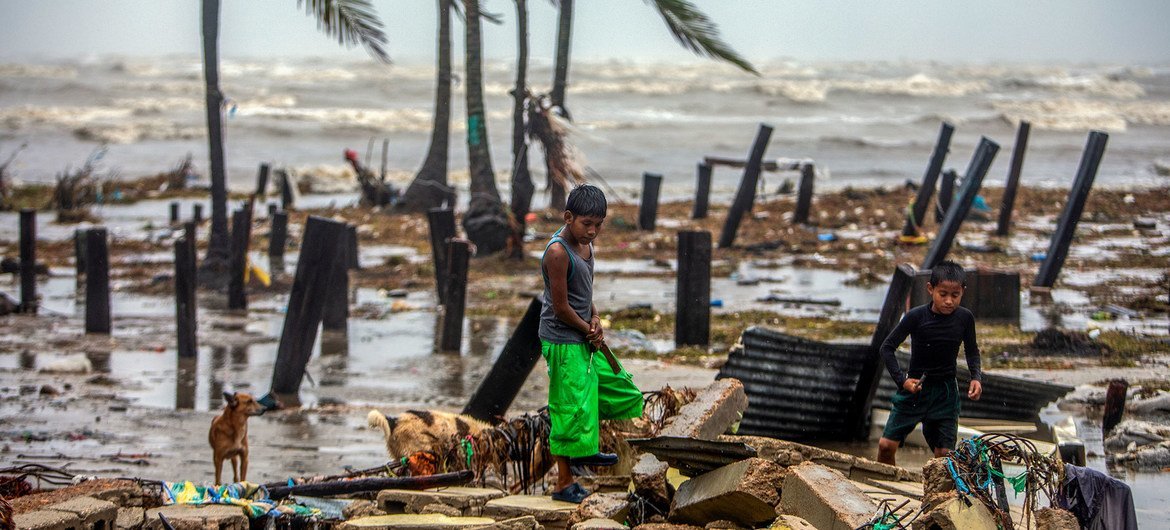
[{"x1": 877, "y1": 260, "x2": 983, "y2": 466}]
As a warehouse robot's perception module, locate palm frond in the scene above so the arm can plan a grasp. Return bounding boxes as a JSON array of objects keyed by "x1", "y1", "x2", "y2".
[
  {"x1": 452, "y1": 1, "x2": 502, "y2": 24},
  {"x1": 299, "y1": 0, "x2": 391, "y2": 63},
  {"x1": 644, "y1": 0, "x2": 758, "y2": 75}
]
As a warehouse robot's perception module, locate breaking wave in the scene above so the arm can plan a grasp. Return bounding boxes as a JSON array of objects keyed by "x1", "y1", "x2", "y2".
[
  {"x1": 74, "y1": 121, "x2": 205, "y2": 144},
  {"x1": 993, "y1": 99, "x2": 1170, "y2": 132}
]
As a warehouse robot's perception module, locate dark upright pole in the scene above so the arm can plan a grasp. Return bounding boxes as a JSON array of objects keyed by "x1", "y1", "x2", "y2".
[
  {"x1": 267, "y1": 202, "x2": 277, "y2": 217},
  {"x1": 74, "y1": 228, "x2": 88, "y2": 286},
  {"x1": 638, "y1": 172, "x2": 663, "y2": 231},
  {"x1": 936, "y1": 169, "x2": 956, "y2": 223},
  {"x1": 169, "y1": 201, "x2": 180, "y2": 225},
  {"x1": 675, "y1": 231, "x2": 711, "y2": 347},
  {"x1": 255, "y1": 162, "x2": 270, "y2": 199},
  {"x1": 996, "y1": 121, "x2": 1031, "y2": 237},
  {"x1": 922, "y1": 138, "x2": 1001, "y2": 269},
  {"x1": 902, "y1": 122, "x2": 954, "y2": 236},
  {"x1": 793, "y1": 163, "x2": 815, "y2": 225},
  {"x1": 270, "y1": 217, "x2": 347, "y2": 402},
  {"x1": 427, "y1": 208, "x2": 456, "y2": 304},
  {"x1": 463, "y1": 298, "x2": 545, "y2": 422},
  {"x1": 439, "y1": 239, "x2": 470, "y2": 352},
  {"x1": 85, "y1": 228, "x2": 111, "y2": 334},
  {"x1": 19, "y1": 209, "x2": 36, "y2": 314},
  {"x1": 1034, "y1": 131, "x2": 1108, "y2": 288},
  {"x1": 719, "y1": 124, "x2": 773, "y2": 248},
  {"x1": 279, "y1": 170, "x2": 295, "y2": 210},
  {"x1": 269, "y1": 211, "x2": 288, "y2": 258},
  {"x1": 1103, "y1": 379, "x2": 1128, "y2": 438},
  {"x1": 322, "y1": 230, "x2": 350, "y2": 332},
  {"x1": 848, "y1": 263, "x2": 916, "y2": 439},
  {"x1": 347, "y1": 224, "x2": 360, "y2": 270},
  {"x1": 228, "y1": 208, "x2": 252, "y2": 310},
  {"x1": 193, "y1": 203, "x2": 204, "y2": 224},
  {"x1": 175, "y1": 233, "x2": 198, "y2": 359},
  {"x1": 692, "y1": 162, "x2": 712, "y2": 219}
]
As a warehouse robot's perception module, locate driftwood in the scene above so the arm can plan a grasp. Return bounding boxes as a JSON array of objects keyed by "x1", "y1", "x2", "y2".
[{"x1": 266, "y1": 470, "x2": 473, "y2": 500}]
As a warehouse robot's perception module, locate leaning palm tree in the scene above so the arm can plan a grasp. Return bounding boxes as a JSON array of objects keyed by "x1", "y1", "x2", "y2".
[
  {"x1": 543, "y1": 0, "x2": 757, "y2": 209},
  {"x1": 398, "y1": 0, "x2": 456, "y2": 212},
  {"x1": 199, "y1": 0, "x2": 389, "y2": 283},
  {"x1": 508, "y1": 0, "x2": 534, "y2": 259},
  {"x1": 460, "y1": 0, "x2": 510, "y2": 255}
]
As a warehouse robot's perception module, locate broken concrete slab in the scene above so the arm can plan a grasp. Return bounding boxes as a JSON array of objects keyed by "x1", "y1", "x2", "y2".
[
  {"x1": 778, "y1": 462, "x2": 878, "y2": 530},
  {"x1": 345, "y1": 500, "x2": 387, "y2": 519},
  {"x1": 572, "y1": 518, "x2": 627, "y2": 530},
  {"x1": 703, "y1": 520, "x2": 746, "y2": 529},
  {"x1": 868, "y1": 478, "x2": 925, "y2": 499},
  {"x1": 144, "y1": 505, "x2": 249, "y2": 530},
  {"x1": 769, "y1": 514, "x2": 817, "y2": 530},
  {"x1": 577, "y1": 475, "x2": 632, "y2": 494},
  {"x1": 921, "y1": 458, "x2": 956, "y2": 496},
  {"x1": 718, "y1": 434, "x2": 921, "y2": 483},
  {"x1": 633, "y1": 524, "x2": 703, "y2": 530},
  {"x1": 1035, "y1": 507, "x2": 1079, "y2": 530},
  {"x1": 117, "y1": 507, "x2": 145, "y2": 530},
  {"x1": 420, "y1": 504, "x2": 463, "y2": 517},
  {"x1": 668, "y1": 457, "x2": 782, "y2": 527},
  {"x1": 483, "y1": 495, "x2": 577, "y2": 527},
  {"x1": 49, "y1": 496, "x2": 118, "y2": 530},
  {"x1": 339, "y1": 513, "x2": 497, "y2": 529},
  {"x1": 633, "y1": 453, "x2": 671, "y2": 505},
  {"x1": 566, "y1": 493, "x2": 630, "y2": 528},
  {"x1": 910, "y1": 497, "x2": 997, "y2": 530},
  {"x1": 492, "y1": 515, "x2": 544, "y2": 530},
  {"x1": 661, "y1": 379, "x2": 747, "y2": 440},
  {"x1": 14, "y1": 510, "x2": 82, "y2": 530},
  {"x1": 378, "y1": 487, "x2": 507, "y2": 515}
]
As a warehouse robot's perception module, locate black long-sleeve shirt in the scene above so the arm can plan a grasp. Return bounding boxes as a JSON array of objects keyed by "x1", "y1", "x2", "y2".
[{"x1": 879, "y1": 303, "x2": 981, "y2": 388}]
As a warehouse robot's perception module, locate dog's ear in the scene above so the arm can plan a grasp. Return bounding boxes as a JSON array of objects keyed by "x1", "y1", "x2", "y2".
[{"x1": 223, "y1": 391, "x2": 238, "y2": 408}]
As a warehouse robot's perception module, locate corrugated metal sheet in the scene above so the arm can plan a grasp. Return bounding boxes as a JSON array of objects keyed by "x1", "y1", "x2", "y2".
[
  {"x1": 718, "y1": 326, "x2": 1074, "y2": 441},
  {"x1": 627, "y1": 436, "x2": 759, "y2": 477}
]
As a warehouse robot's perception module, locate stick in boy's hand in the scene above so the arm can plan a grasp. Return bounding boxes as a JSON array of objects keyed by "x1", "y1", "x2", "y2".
[{"x1": 598, "y1": 342, "x2": 622, "y2": 375}]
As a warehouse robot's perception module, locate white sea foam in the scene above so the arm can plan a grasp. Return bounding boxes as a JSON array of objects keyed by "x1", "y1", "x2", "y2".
[
  {"x1": 0, "y1": 63, "x2": 78, "y2": 79},
  {"x1": 753, "y1": 80, "x2": 829, "y2": 103},
  {"x1": 0, "y1": 105, "x2": 133, "y2": 129},
  {"x1": 994, "y1": 99, "x2": 1170, "y2": 132},
  {"x1": 834, "y1": 74, "x2": 988, "y2": 98},
  {"x1": 1004, "y1": 73, "x2": 1145, "y2": 99},
  {"x1": 74, "y1": 121, "x2": 204, "y2": 144}
]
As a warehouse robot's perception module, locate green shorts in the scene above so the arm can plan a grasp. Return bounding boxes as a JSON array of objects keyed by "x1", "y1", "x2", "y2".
[
  {"x1": 882, "y1": 378, "x2": 961, "y2": 451},
  {"x1": 542, "y1": 341, "x2": 644, "y2": 458}
]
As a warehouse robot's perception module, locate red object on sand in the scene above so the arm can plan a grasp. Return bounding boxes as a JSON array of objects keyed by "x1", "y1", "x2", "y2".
[{"x1": 344, "y1": 149, "x2": 359, "y2": 162}]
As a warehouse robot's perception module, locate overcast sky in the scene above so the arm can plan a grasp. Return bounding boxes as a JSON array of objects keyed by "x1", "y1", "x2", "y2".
[{"x1": 2, "y1": 0, "x2": 1169, "y2": 65}]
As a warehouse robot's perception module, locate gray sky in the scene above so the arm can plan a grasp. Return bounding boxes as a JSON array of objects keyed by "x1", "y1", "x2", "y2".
[{"x1": 1, "y1": 0, "x2": 1169, "y2": 65}]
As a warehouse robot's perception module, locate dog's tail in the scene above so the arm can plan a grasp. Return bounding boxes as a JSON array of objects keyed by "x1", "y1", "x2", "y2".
[{"x1": 367, "y1": 409, "x2": 396, "y2": 436}]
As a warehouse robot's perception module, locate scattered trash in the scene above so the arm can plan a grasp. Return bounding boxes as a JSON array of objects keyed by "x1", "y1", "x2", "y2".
[
  {"x1": 755, "y1": 294, "x2": 841, "y2": 306},
  {"x1": 1030, "y1": 253, "x2": 1047, "y2": 261},
  {"x1": 1133, "y1": 218, "x2": 1157, "y2": 229},
  {"x1": 816, "y1": 233, "x2": 837, "y2": 242},
  {"x1": 710, "y1": 299, "x2": 723, "y2": 307}
]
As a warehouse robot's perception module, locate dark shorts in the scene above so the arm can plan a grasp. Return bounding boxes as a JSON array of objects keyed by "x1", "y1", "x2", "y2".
[{"x1": 882, "y1": 378, "x2": 961, "y2": 451}]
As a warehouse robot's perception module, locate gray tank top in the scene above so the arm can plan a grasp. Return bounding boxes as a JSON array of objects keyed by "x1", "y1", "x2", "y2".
[{"x1": 538, "y1": 227, "x2": 594, "y2": 344}]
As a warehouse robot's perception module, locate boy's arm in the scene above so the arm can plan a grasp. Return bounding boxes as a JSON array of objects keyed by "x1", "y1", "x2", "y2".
[
  {"x1": 879, "y1": 311, "x2": 916, "y2": 389},
  {"x1": 543, "y1": 244, "x2": 592, "y2": 335},
  {"x1": 964, "y1": 312, "x2": 982, "y2": 382}
]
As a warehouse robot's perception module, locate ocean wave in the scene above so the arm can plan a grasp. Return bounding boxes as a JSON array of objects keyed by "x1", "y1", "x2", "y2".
[
  {"x1": 753, "y1": 80, "x2": 828, "y2": 103},
  {"x1": 0, "y1": 63, "x2": 78, "y2": 79},
  {"x1": 73, "y1": 121, "x2": 204, "y2": 144},
  {"x1": 817, "y1": 135, "x2": 925, "y2": 149},
  {"x1": 0, "y1": 105, "x2": 132, "y2": 129},
  {"x1": 113, "y1": 80, "x2": 203, "y2": 96},
  {"x1": 834, "y1": 74, "x2": 988, "y2": 98},
  {"x1": 1003, "y1": 74, "x2": 1145, "y2": 99},
  {"x1": 992, "y1": 99, "x2": 1170, "y2": 132}
]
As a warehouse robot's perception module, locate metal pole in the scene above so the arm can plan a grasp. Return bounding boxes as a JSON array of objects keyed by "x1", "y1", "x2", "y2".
[
  {"x1": 692, "y1": 162, "x2": 712, "y2": 219},
  {"x1": 19, "y1": 209, "x2": 36, "y2": 314},
  {"x1": 85, "y1": 228, "x2": 111, "y2": 334},
  {"x1": 793, "y1": 163, "x2": 815, "y2": 225},
  {"x1": 638, "y1": 172, "x2": 663, "y2": 231}
]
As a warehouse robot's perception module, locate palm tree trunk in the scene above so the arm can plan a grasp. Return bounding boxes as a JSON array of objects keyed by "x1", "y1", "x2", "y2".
[
  {"x1": 200, "y1": 0, "x2": 230, "y2": 283},
  {"x1": 546, "y1": 0, "x2": 573, "y2": 211},
  {"x1": 461, "y1": 0, "x2": 509, "y2": 255},
  {"x1": 508, "y1": 0, "x2": 533, "y2": 259},
  {"x1": 399, "y1": 0, "x2": 454, "y2": 211}
]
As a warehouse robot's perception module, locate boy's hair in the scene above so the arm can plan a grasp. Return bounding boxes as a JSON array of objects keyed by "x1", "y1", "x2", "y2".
[
  {"x1": 565, "y1": 184, "x2": 607, "y2": 218},
  {"x1": 929, "y1": 260, "x2": 966, "y2": 287}
]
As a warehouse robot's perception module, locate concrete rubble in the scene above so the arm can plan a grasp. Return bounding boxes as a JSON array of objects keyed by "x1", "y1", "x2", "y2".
[
  {"x1": 778, "y1": 462, "x2": 878, "y2": 530},
  {"x1": 768, "y1": 514, "x2": 817, "y2": 529},
  {"x1": 910, "y1": 497, "x2": 997, "y2": 530},
  {"x1": 668, "y1": 458, "x2": 783, "y2": 527},
  {"x1": 1035, "y1": 507, "x2": 1080, "y2": 530},
  {"x1": 483, "y1": 495, "x2": 578, "y2": 529},
  {"x1": 566, "y1": 493, "x2": 630, "y2": 528},
  {"x1": 570, "y1": 518, "x2": 627, "y2": 530},
  {"x1": 378, "y1": 487, "x2": 507, "y2": 517},
  {"x1": 633, "y1": 453, "x2": 672, "y2": 505},
  {"x1": 660, "y1": 379, "x2": 748, "y2": 440},
  {"x1": 144, "y1": 504, "x2": 250, "y2": 530}
]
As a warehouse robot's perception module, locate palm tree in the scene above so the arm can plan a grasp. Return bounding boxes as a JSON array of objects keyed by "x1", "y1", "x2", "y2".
[
  {"x1": 199, "y1": 0, "x2": 389, "y2": 282},
  {"x1": 398, "y1": 0, "x2": 456, "y2": 212},
  {"x1": 508, "y1": 0, "x2": 534, "y2": 259},
  {"x1": 543, "y1": 0, "x2": 757, "y2": 210},
  {"x1": 460, "y1": 0, "x2": 510, "y2": 255}
]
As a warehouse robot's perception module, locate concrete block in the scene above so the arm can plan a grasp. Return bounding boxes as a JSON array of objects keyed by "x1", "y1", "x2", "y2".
[
  {"x1": 339, "y1": 514, "x2": 496, "y2": 529},
  {"x1": 483, "y1": 496, "x2": 577, "y2": 527},
  {"x1": 491, "y1": 516, "x2": 543, "y2": 530},
  {"x1": 577, "y1": 475, "x2": 631, "y2": 494},
  {"x1": 661, "y1": 379, "x2": 747, "y2": 440},
  {"x1": 1035, "y1": 507, "x2": 1079, "y2": 530},
  {"x1": 703, "y1": 521, "x2": 746, "y2": 529},
  {"x1": 668, "y1": 458, "x2": 782, "y2": 527},
  {"x1": 378, "y1": 487, "x2": 507, "y2": 515},
  {"x1": 921, "y1": 458, "x2": 956, "y2": 496},
  {"x1": 633, "y1": 454, "x2": 671, "y2": 505},
  {"x1": 566, "y1": 493, "x2": 630, "y2": 528},
  {"x1": 116, "y1": 507, "x2": 145, "y2": 530},
  {"x1": 778, "y1": 462, "x2": 877, "y2": 530},
  {"x1": 910, "y1": 497, "x2": 997, "y2": 530},
  {"x1": 633, "y1": 524, "x2": 703, "y2": 530},
  {"x1": 419, "y1": 504, "x2": 462, "y2": 517},
  {"x1": 48, "y1": 496, "x2": 118, "y2": 530},
  {"x1": 769, "y1": 514, "x2": 817, "y2": 530},
  {"x1": 14, "y1": 510, "x2": 81, "y2": 530},
  {"x1": 571, "y1": 518, "x2": 626, "y2": 530},
  {"x1": 144, "y1": 505, "x2": 248, "y2": 530},
  {"x1": 345, "y1": 500, "x2": 387, "y2": 519}
]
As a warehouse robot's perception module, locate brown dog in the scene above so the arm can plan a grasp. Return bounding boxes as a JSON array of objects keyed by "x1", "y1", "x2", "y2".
[
  {"x1": 209, "y1": 391, "x2": 265, "y2": 485},
  {"x1": 367, "y1": 409, "x2": 490, "y2": 460}
]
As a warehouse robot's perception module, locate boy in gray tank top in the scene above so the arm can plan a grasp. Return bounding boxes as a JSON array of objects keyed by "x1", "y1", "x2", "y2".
[{"x1": 539, "y1": 185, "x2": 643, "y2": 503}]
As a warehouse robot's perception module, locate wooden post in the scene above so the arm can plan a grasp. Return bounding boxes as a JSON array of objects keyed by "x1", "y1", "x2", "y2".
[
  {"x1": 793, "y1": 163, "x2": 815, "y2": 225},
  {"x1": 638, "y1": 172, "x2": 663, "y2": 231},
  {"x1": 347, "y1": 224, "x2": 360, "y2": 270},
  {"x1": 322, "y1": 228, "x2": 350, "y2": 332},
  {"x1": 692, "y1": 162, "x2": 712, "y2": 219},
  {"x1": 183, "y1": 220, "x2": 197, "y2": 251},
  {"x1": 269, "y1": 210, "x2": 288, "y2": 258},
  {"x1": 675, "y1": 231, "x2": 711, "y2": 347},
  {"x1": 463, "y1": 298, "x2": 545, "y2": 422},
  {"x1": 439, "y1": 239, "x2": 470, "y2": 352},
  {"x1": 848, "y1": 263, "x2": 916, "y2": 439},
  {"x1": 85, "y1": 228, "x2": 111, "y2": 334},
  {"x1": 267, "y1": 202, "x2": 277, "y2": 217},
  {"x1": 936, "y1": 169, "x2": 956, "y2": 223},
  {"x1": 228, "y1": 208, "x2": 252, "y2": 310},
  {"x1": 176, "y1": 356, "x2": 197, "y2": 410},
  {"x1": 270, "y1": 216, "x2": 348, "y2": 402},
  {"x1": 255, "y1": 162, "x2": 270, "y2": 199},
  {"x1": 1103, "y1": 379, "x2": 1128, "y2": 437},
  {"x1": 719, "y1": 124, "x2": 773, "y2": 248},
  {"x1": 279, "y1": 170, "x2": 296, "y2": 210},
  {"x1": 19, "y1": 209, "x2": 36, "y2": 314},
  {"x1": 996, "y1": 121, "x2": 1031, "y2": 236},
  {"x1": 1034, "y1": 131, "x2": 1108, "y2": 288},
  {"x1": 922, "y1": 138, "x2": 1000, "y2": 269},
  {"x1": 169, "y1": 201, "x2": 180, "y2": 225},
  {"x1": 902, "y1": 122, "x2": 954, "y2": 236},
  {"x1": 193, "y1": 203, "x2": 204, "y2": 224},
  {"x1": 175, "y1": 233, "x2": 198, "y2": 359},
  {"x1": 74, "y1": 228, "x2": 88, "y2": 285},
  {"x1": 427, "y1": 208, "x2": 456, "y2": 304}
]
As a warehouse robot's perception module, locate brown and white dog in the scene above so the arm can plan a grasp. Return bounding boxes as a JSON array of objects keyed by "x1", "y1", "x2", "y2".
[
  {"x1": 209, "y1": 391, "x2": 265, "y2": 485},
  {"x1": 366, "y1": 409, "x2": 490, "y2": 461}
]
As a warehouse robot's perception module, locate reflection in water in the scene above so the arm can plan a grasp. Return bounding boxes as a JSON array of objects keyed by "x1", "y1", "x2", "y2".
[
  {"x1": 19, "y1": 350, "x2": 35, "y2": 370},
  {"x1": 86, "y1": 350, "x2": 112, "y2": 373},
  {"x1": 319, "y1": 330, "x2": 349, "y2": 387},
  {"x1": 176, "y1": 356, "x2": 197, "y2": 410}
]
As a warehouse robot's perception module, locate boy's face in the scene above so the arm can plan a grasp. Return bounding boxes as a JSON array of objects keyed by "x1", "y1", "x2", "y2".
[
  {"x1": 563, "y1": 212, "x2": 605, "y2": 245},
  {"x1": 926, "y1": 280, "x2": 964, "y2": 315}
]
